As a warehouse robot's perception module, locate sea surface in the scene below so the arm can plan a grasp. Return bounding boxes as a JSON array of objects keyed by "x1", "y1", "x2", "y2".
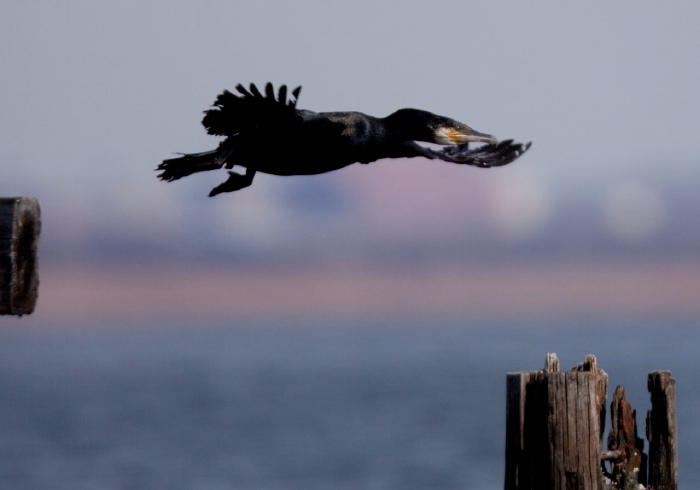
[{"x1": 0, "y1": 314, "x2": 698, "y2": 489}]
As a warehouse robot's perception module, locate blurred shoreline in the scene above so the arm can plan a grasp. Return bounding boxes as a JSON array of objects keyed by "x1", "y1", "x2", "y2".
[{"x1": 19, "y1": 259, "x2": 700, "y2": 324}]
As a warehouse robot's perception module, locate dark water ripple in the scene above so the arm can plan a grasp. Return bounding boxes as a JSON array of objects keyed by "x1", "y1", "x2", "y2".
[{"x1": 0, "y1": 314, "x2": 698, "y2": 489}]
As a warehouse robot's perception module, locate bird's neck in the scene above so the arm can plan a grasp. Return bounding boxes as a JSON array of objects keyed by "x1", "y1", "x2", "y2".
[{"x1": 383, "y1": 109, "x2": 435, "y2": 143}]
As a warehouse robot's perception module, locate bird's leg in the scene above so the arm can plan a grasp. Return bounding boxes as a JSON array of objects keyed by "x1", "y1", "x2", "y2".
[{"x1": 208, "y1": 168, "x2": 257, "y2": 197}]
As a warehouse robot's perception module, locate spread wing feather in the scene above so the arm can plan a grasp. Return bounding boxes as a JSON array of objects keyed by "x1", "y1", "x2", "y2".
[
  {"x1": 202, "y1": 83, "x2": 302, "y2": 136},
  {"x1": 408, "y1": 140, "x2": 531, "y2": 168},
  {"x1": 439, "y1": 140, "x2": 532, "y2": 167},
  {"x1": 278, "y1": 85, "x2": 287, "y2": 106}
]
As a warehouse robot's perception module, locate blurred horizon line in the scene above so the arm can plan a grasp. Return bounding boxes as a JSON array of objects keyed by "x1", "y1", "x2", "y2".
[{"x1": 13, "y1": 258, "x2": 699, "y2": 325}]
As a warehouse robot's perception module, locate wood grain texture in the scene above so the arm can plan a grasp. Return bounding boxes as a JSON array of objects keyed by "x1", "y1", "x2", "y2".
[
  {"x1": 0, "y1": 197, "x2": 41, "y2": 315},
  {"x1": 647, "y1": 371, "x2": 677, "y2": 490},
  {"x1": 505, "y1": 354, "x2": 603, "y2": 490}
]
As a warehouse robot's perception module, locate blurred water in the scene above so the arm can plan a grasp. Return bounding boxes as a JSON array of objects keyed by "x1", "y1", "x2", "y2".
[{"x1": 0, "y1": 315, "x2": 698, "y2": 489}]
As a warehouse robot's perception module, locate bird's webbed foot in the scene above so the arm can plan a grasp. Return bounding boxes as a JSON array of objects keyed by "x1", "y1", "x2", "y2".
[
  {"x1": 438, "y1": 140, "x2": 532, "y2": 168},
  {"x1": 208, "y1": 169, "x2": 257, "y2": 197}
]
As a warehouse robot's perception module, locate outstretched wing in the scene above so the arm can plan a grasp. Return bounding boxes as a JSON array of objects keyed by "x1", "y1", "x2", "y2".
[
  {"x1": 441, "y1": 140, "x2": 531, "y2": 167},
  {"x1": 201, "y1": 82, "x2": 302, "y2": 136},
  {"x1": 407, "y1": 140, "x2": 531, "y2": 168}
]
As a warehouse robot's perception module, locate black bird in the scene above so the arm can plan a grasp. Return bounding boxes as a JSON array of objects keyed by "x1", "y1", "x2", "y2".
[{"x1": 157, "y1": 83, "x2": 531, "y2": 197}]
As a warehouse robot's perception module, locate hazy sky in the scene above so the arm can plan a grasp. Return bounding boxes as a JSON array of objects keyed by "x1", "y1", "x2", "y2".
[
  {"x1": 2, "y1": 1, "x2": 700, "y2": 262},
  {"x1": 2, "y1": 1, "x2": 700, "y2": 323}
]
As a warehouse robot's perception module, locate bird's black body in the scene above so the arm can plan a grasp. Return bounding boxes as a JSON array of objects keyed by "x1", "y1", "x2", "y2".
[{"x1": 157, "y1": 83, "x2": 530, "y2": 196}]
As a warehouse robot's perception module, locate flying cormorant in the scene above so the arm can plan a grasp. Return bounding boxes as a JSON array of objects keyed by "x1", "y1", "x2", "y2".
[{"x1": 157, "y1": 83, "x2": 531, "y2": 197}]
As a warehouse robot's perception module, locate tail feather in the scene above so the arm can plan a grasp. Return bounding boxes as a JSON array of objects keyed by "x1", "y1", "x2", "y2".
[{"x1": 156, "y1": 149, "x2": 227, "y2": 182}]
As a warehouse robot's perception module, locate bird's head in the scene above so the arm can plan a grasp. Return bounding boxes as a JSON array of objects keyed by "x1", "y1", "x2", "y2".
[
  {"x1": 386, "y1": 109, "x2": 498, "y2": 146},
  {"x1": 432, "y1": 120, "x2": 498, "y2": 146}
]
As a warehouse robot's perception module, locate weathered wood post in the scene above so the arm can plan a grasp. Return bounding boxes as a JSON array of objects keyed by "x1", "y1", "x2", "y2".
[
  {"x1": 605, "y1": 385, "x2": 646, "y2": 488},
  {"x1": 0, "y1": 197, "x2": 41, "y2": 316},
  {"x1": 646, "y1": 372, "x2": 677, "y2": 490},
  {"x1": 505, "y1": 354, "x2": 607, "y2": 490},
  {"x1": 504, "y1": 355, "x2": 678, "y2": 490}
]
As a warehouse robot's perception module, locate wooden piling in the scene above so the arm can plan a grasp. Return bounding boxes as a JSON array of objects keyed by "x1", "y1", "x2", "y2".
[
  {"x1": 0, "y1": 197, "x2": 41, "y2": 316},
  {"x1": 505, "y1": 355, "x2": 678, "y2": 490},
  {"x1": 647, "y1": 372, "x2": 677, "y2": 490},
  {"x1": 606, "y1": 385, "x2": 646, "y2": 489},
  {"x1": 505, "y1": 354, "x2": 607, "y2": 490}
]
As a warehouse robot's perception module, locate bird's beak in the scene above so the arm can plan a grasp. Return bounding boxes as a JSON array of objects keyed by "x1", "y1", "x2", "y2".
[{"x1": 448, "y1": 126, "x2": 498, "y2": 145}]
